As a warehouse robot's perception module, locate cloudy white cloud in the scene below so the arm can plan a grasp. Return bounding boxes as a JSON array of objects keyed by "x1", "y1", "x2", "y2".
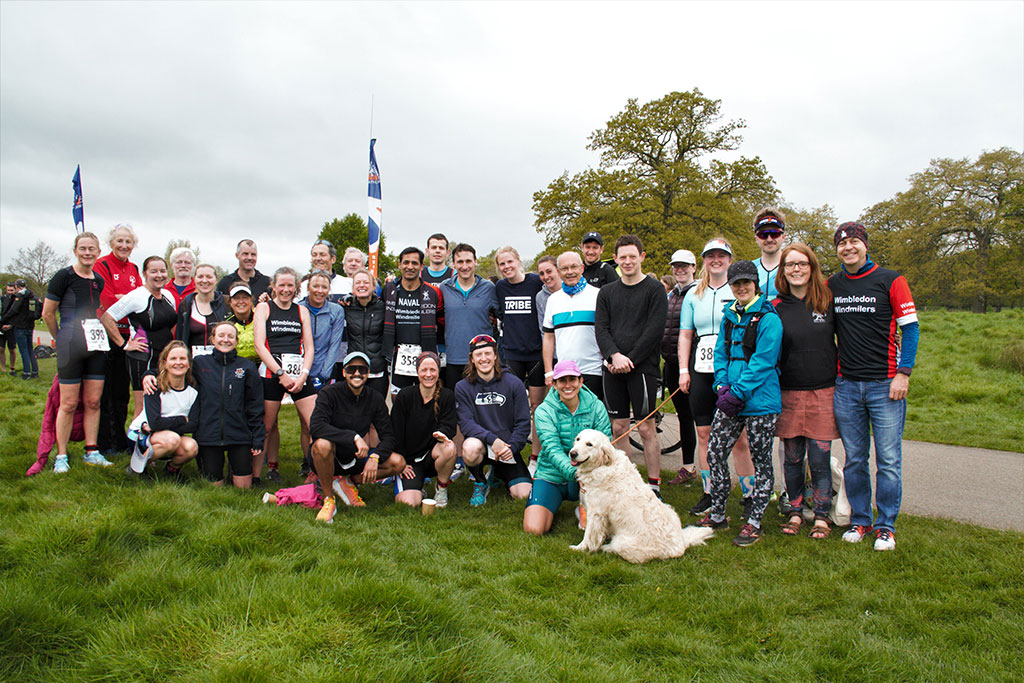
[{"x1": 2, "y1": 1, "x2": 1021, "y2": 274}]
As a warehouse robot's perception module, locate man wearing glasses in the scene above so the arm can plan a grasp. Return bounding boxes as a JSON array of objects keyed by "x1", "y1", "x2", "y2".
[
  {"x1": 310, "y1": 351, "x2": 405, "y2": 521},
  {"x1": 542, "y1": 251, "x2": 604, "y2": 400},
  {"x1": 752, "y1": 208, "x2": 787, "y2": 299}
]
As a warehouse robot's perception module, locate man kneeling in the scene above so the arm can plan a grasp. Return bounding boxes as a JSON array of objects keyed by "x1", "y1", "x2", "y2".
[{"x1": 310, "y1": 351, "x2": 405, "y2": 522}]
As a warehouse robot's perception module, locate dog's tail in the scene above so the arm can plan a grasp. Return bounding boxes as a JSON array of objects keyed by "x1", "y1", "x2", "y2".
[{"x1": 680, "y1": 525, "x2": 715, "y2": 548}]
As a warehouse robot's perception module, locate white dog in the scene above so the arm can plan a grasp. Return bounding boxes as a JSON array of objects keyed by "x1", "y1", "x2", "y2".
[{"x1": 569, "y1": 429, "x2": 714, "y2": 564}]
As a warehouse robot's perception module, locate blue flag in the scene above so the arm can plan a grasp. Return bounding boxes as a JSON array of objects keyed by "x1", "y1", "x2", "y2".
[
  {"x1": 72, "y1": 165, "x2": 84, "y2": 232},
  {"x1": 367, "y1": 139, "x2": 382, "y2": 278}
]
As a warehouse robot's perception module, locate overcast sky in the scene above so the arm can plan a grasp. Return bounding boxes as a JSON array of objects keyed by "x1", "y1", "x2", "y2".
[{"x1": 2, "y1": 1, "x2": 1022, "y2": 275}]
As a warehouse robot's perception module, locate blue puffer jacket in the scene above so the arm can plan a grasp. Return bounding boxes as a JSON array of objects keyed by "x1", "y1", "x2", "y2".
[
  {"x1": 712, "y1": 294, "x2": 782, "y2": 416},
  {"x1": 300, "y1": 299, "x2": 346, "y2": 382}
]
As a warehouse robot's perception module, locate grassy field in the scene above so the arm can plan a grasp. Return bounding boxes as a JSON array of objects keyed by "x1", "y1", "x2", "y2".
[{"x1": 1, "y1": 358, "x2": 1023, "y2": 681}]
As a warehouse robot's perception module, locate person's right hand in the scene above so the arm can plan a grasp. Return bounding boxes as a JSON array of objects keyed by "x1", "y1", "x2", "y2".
[
  {"x1": 125, "y1": 337, "x2": 148, "y2": 353},
  {"x1": 141, "y1": 374, "x2": 158, "y2": 395},
  {"x1": 491, "y1": 438, "x2": 513, "y2": 462},
  {"x1": 678, "y1": 373, "x2": 691, "y2": 394},
  {"x1": 354, "y1": 435, "x2": 369, "y2": 459},
  {"x1": 400, "y1": 465, "x2": 415, "y2": 479}
]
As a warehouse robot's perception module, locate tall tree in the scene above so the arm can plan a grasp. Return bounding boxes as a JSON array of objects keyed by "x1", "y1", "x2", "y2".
[
  {"x1": 533, "y1": 89, "x2": 778, "y2": 272},
  {"x1": 862, "y1": 147, "x2": 1024, "y2": 312},
  {"x1": 6, "y1": 241, "x2": 67, "y2": 295},
  {"x1": 317, "y1": 214, "x2": 398, "y2": 277}
]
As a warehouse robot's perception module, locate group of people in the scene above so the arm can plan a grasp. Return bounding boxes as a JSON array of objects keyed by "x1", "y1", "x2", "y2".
[{"x1": 33, "y1": 210, "x2": 918, "y2": 552}]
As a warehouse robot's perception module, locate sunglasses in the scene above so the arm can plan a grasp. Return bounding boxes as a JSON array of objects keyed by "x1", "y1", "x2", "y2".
[
  {"x1": 343, "y1": 365, "x2": 369, "y2": 376},
  {"x1": 756, "y1": 230, "x2": 783, "y2": 239},
  {"x1": 470, "y1": 334, "x2": 497, "y2": 346}
]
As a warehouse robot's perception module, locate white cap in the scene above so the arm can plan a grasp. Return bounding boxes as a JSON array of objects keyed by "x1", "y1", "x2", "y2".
[
  {"x1": 669, "y1": 249, "x2": 697, "y2": 265},
  {"x1": 701, "y1": 238, "x2": 733, "y2": 257}
]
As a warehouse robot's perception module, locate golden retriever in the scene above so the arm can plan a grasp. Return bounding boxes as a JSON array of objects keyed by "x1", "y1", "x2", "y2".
[{"x1": 569, "y1": 429, "x2": 714, "y2": 563}]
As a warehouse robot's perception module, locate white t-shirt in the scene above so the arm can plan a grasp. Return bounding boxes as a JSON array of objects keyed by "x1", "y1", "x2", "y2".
[
  {"x1": 129, "y1": 385, "x2": 199, "y2": 432},
  {"x1": 542, "y1": 284, "x2": 603, "y2": 376}
]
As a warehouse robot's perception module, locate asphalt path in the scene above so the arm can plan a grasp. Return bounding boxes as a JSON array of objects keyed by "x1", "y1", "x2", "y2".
[{"x1": 625, "y1": 414, "x2": 1024, "y2": 533}]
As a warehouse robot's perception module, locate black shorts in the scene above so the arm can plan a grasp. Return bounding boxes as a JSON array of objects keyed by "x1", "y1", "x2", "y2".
[
  {"x1": 57, "y1": 344, "x2": 106, "y2": 384},
  {"x1": 444, "y1": 364, "x2": 466, "y2": 390},
  {"x1": 602, "y1": 369, "x2": 659, "y2": 421},
  {"x1": 2, "y1": 332, "x2": 15, "y2": 350},
  {"x1": 198, "y1": 444, "x2": 252, "y2": 480},
  {"x1": 687, "y1": 370, "x2": 717, "y2": 427},
  {"x1": 507, "y1": 359, "x2": 545, "y2": 388},
  {"x1": 262, "y1": 376, "x2": 317, "y2": 402},
  {"x1": 127, "y1": 353, "x2": 158, "y2": 391},
  {"x1": 394, "y1": 450, "x2": 437, "y2": 492},
  {"x1": 487, "y1": 450, "x2": 532, "y2": 488},
  {"x1": 582, "y1": 374, "x2": 603, "y2": 401}
]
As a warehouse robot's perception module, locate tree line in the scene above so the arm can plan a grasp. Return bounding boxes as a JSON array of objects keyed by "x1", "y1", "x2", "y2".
[{"x1": 531, "y1": 89, "x2": 1023, "y2": 312}]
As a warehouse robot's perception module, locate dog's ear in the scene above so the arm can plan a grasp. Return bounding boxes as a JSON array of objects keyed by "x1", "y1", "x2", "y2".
[{"x1": 598, "y1": 439, "x2": 616, "y2": 467}]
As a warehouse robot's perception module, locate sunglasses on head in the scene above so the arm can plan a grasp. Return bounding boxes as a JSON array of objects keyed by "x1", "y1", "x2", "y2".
[
  {"x1": 470, "y1": 334, "x2": 497, "y2": 346},
  {"x1": 343, "y1": 364, "x2": 369, "y2": 376}
]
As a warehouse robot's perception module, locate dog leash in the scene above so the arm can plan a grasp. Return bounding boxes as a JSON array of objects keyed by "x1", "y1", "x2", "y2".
[{"x1": 610, "y1": 386, "x2": 682, "y2": 446}]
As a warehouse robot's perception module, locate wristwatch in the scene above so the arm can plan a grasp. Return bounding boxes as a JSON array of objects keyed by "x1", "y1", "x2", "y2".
[{"x1": 274, "y1": 367, "x2": 284, "y2": 377}]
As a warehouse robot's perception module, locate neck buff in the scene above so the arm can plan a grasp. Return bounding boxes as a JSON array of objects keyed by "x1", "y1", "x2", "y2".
[{"x1": 562, "y1": 279, "x2": 587, "y2": 297}]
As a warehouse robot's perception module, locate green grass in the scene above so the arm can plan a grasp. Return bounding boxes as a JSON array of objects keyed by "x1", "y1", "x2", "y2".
[{"x1": 1, "y1": 364, "x2": 1022, "y2": 681}]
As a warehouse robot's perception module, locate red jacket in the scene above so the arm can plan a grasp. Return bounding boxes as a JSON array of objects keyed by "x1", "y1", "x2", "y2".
[
  {"x1": 94, "y1": 253, "x2": 141, "y2": 335},
  {"x1": 169, "y1": 279, "x2": 195, "y2": 310}
]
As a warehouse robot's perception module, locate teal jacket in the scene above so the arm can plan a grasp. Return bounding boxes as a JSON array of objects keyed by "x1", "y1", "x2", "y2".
[
  {"x1": 533, "y1": 385, "x2": 611, "y2": 485},
  {"x1": 712, "y1": 294, "x2": 782, "y2": 416}
]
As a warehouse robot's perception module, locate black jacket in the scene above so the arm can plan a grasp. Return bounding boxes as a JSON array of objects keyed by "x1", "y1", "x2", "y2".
[
  {"x1": 343, "y1": 295, "x2": 386, "y2": 374},
  {"x1": 192, "y1": 348, "x2": 265, "y2": 448},
  {"x1": 772, "y1": 293, "x2": 837, "y2": 390},
  {"x1": 174, "y1": 292, "x2": 228, "y2": 347},
  {"x1": 1, "y1": 290, "x2": 38, "y2": 330},
  {"x1": 583, "y1": 260, "x2": 619, "y2": 289},
  {"x1": 310, "y1": 381, "x2": 394, "y2": 454}
]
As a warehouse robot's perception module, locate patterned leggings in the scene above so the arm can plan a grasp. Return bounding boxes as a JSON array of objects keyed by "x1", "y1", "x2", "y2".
[
  {"x1": 707, "y1": 411, "x2": 778, "y2": 524},
  {"x1": 782, "y1": 437, "x2": 833, "y2": 519}
]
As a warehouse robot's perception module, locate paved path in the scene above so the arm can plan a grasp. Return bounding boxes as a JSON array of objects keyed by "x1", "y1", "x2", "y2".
[{"x1": 622, "y1": 415, "x2": 1024, "y2": 533}]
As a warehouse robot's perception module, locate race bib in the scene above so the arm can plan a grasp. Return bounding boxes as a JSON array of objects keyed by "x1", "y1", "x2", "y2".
[
  {"x1": 394, "y1": 343, "x2": 421, "y2": 377},
  {"x1": 82, "y1": 318, "x2": 109, "y2": 352},
  {"x1": 191, "y1": 345, "x2": 214, "y2": 357},
  {"x1": 280, "y1": 353, "x2": 304, "y2": 379},
  {"x1": 694, "y1": 334, "x2": 717, "y2": 374}
]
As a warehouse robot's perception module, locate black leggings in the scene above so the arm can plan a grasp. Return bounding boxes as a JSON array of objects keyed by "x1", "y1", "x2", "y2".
[
  {"x1": 198, "y1": 444, "x2": 252, "y2": 481},
  {"x1": 663, "y1": 359, "x2": 697, "y2": 465}
]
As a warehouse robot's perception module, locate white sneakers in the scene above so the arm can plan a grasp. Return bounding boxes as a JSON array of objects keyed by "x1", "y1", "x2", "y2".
[
  {"x1": 53, "y1": 454, "x2": 70, "y2": 474},
  {"x1": 873, "y1": 529, "x2": 896, "y2": 551}
]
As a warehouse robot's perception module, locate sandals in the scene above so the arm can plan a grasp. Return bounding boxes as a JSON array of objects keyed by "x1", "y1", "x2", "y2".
[
  {"x1": 809, "y1": 521, "x2": 832, "y2": 540},
  {"x1": 780, "y1": 514, "x2": 803, "y2": 535}
]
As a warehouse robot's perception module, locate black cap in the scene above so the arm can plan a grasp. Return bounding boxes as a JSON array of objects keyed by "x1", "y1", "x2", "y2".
[
  {"x1": 581, "y1": 231, "x2": 603, "y2": 246},
  {"x1": 727, "y1": 260, "x2": 759, "y2": 286},
  {"x1": 14, "y1": 278, "x2": 26, "y2": 288}
]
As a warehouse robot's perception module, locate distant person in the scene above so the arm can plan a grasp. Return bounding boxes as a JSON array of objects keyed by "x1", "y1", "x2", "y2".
[
  {"x1": 0, "y1": 278, "x2": 40, "y2": 379},
  {"x1": 217, "y1": 239, "x2": 271, "y2": 300},
  {"x1": 100, "y1": 256, "x2": 178, "y2": 422},
  {"x1": 524, "y1": 360, "x2": 611, "y2": 536},
  {"x1": 699, "y1": 260, "x2": 782, "y2": 548},
  {"x1": 298, "y1": 239, "x2": 352, "y2": 303},
  {"x1": 829, "y1": 222, "x2": 919, "y2": 552},
  {"x1": 455, "y1": 334, "x2": 532, "y2": 506},
  {"x1": 391, "y1": 352, "x2": 457, "y2": 508},
  {"x1": 174, "y1": 264, "x2": 227, "y2": 355},
  {"x1": 382, "y1": 247, "x2": 442, "y2": 394},
  {"x1": 253, "y1": 267, "x2": 316, "y2": 483},
  {"x1": 168, "y1": 246, "x2": 197, "y2": 309},
  {"x1": 93, "y1": 223, "x2": 141, "y2": 455},
  {"x1": 310, "y1": 351, "x2": 405, "y2": 521},
  {"x1": 42, "y1": 232, "x2": 113, "y2": 471},
  {"x1": 127, "y1": 341, "x2": 199, "y2": 479},
  {"x1": 344, "y1": 269, "x2": 388, "y2": 396},
  {"x1": 542, "y1": 251, "x2": 603, "y2": 398},
  {"x1": 677, "y1": 238, "x2": 756, "y2": 518},
  {"x1": 580, "y1": 232, "x2": 619, "y2": 288},
  {"x1": 595, "y1": 234, "x2": 668, "y2": 497},
  {"x1": 1, "y1": 282, "x2": 17, "y2": 374},
  {"x1": 752, "y1": 207, "x2": 787, "y2": 300},
  {"x1": 663, "y1": 249, "x2": 699, "y2": 486},
  {"x1": 773, "y1": 244, "x2": 839, "y2": 540}
]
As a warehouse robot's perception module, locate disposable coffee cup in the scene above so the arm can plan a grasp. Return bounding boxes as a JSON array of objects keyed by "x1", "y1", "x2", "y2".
[{"x1": 422, "y1": 498, "x2": 436, "y2": 515}]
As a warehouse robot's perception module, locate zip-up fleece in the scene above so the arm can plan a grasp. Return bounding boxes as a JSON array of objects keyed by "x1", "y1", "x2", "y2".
[
  {"x1": 192, "y1": 348, "x2": 265, "y2": 448},
  {"x1": 533, "y1": 385, "x2": 611, "y2": 485}
]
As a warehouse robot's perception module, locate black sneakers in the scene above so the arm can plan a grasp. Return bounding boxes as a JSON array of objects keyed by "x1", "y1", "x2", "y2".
[{"x1": 689, "y1": 493, "x2": 712, "y2": 516}]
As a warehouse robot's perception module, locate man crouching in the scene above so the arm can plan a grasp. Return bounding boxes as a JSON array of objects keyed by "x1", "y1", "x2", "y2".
[{"x1": 310, "y1": 351, "x2": 405, "y2": 522}]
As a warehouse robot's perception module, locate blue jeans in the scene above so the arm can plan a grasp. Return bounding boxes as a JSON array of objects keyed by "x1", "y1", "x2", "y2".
[
  {"x1": 833, "y1": 376, "x2": 905, "y2": 532},
  {"x1": 14, "y1": 328, "x2": 37, "y2": 376}
]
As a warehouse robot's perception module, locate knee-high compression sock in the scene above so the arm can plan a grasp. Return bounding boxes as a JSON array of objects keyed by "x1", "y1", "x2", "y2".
[
  {"x1": 701, "y1": 469, "x2": 711, "y2": 494},
  {"x1": 739, "y1": 475, "x2": 755, "y2": 499},
  {"x1": 468, "y1": 463, "x2": 486, "y2": 482}
]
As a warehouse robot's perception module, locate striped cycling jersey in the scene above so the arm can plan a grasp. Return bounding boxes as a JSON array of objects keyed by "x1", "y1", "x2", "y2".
[{"x1": 542, "y1": 283, "x2": 602, "y2": 376}]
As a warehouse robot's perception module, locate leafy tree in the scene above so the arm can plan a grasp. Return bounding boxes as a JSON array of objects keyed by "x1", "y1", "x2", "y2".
[
  {"x1": 780, "y1": 204, "x2": 841, "y2": 275},
  {"x1": 163, "y1": 239, "x2": 201, "y2": 266},
  {"x1": 532, "y1": 89, "x2": 778, "y2": 273},
  {"x1": 862, "y1": 147, "x2": 1024, "y2": 312},
  {"x1": 317, "y1": 214, "x2": 398, "y2": 278},
  {"x1": 6, "y1": 241, "x2": 67, "y2": 295}
]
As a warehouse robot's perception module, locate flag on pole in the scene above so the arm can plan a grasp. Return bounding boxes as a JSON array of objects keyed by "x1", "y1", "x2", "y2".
[
  {"x1": 72, "y1": 165, "x2": 84, "y2": 232},
  {"x1": 367, "y1": 139, "x2": 382, "y2": 279}
]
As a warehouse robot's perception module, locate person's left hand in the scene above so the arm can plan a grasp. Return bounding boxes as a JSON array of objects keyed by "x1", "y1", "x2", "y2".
[
  {"x1": 608, "y1": 352, "x2": 633, "y2": 374},
  {"x1": 889, "y1": 373, "x2": 909, "y2": 401},
  {"x1": 400, "y1": 465, "x2": 415, "y2": 479},
  {"x1": 360, "y1": 455, "x2": 379, "y2": 483}
]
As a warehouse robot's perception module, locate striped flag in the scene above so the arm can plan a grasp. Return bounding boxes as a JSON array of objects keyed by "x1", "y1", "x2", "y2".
[
  {"x1": 72, "y1": 165, "x2": 84, "y2": 232},
  {"x1": 367, "y1": 139, "x2": 382, "y2": 278}
]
